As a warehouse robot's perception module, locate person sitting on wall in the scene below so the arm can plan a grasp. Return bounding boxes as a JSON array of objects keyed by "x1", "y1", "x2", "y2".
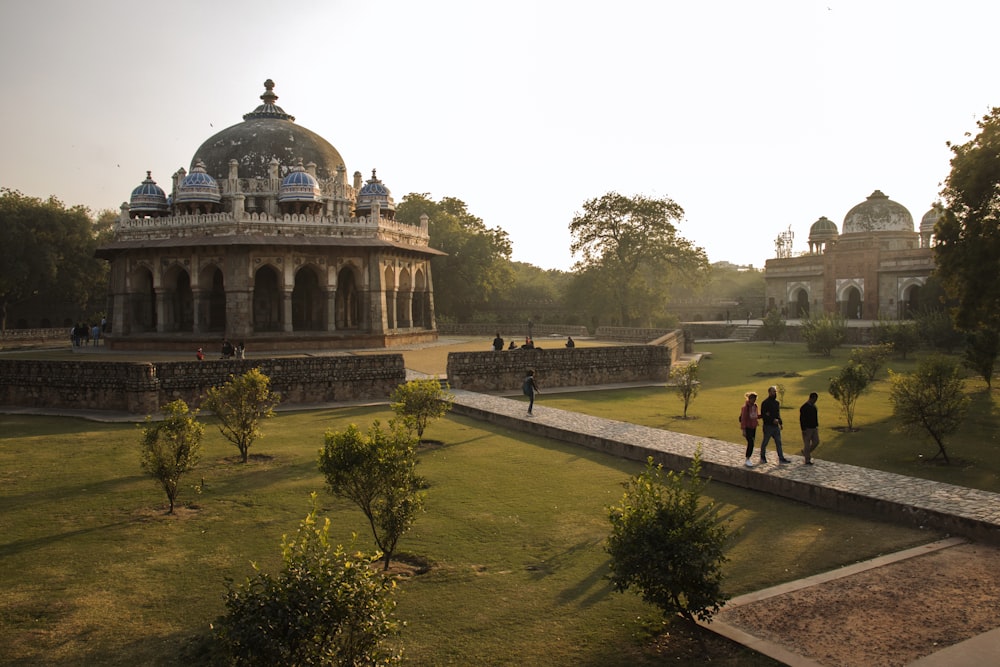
[
  {"x1": 508, "y1": 340, "x2": 518, "y2": 350},
  {"x1": 565, "y1": 336, "x2": 575, "y2": 348},
  {"x1": 196, "y1": 347, "x2": 205, "y2": 361},
  {"x1": 221, "y1": 339, "x2": 235, "y2": 358}
]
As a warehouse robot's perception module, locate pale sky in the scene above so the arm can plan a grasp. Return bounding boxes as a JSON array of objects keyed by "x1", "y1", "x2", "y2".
[{"x1": 1, "y1": 1, "x2": 996, "y2": 271}]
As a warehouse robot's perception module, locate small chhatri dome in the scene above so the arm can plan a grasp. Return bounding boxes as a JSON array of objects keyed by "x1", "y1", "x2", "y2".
[
  {"x1": 842, "y1": 190, "x2": 914, "y2": 234},
  {"x1": 921, "y1": 203, "x2": 943, "y2": 234},
  {"x1": 278, "y1": 159, "x2": 322, "y2": 203},
  {"x1": 354, "y1": 169, "x2": 396, "y2": 218},
  {"x1": 129, "y1": 171, "x2": 169, "y2": 217},
  {"x1": 809, "y1": 216, "x2": 839, "y2": 242},
  {"x1": 176, "y1": 159, "x2": 221, "y2": 204}
]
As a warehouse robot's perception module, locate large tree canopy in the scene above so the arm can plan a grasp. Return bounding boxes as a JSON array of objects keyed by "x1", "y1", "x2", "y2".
[
  {"x1": 568, "y1": 192, "x2": 707, "y2": 326},
  {"x1": 935, "y1": 107, "x2": 1000, "y2": 331},
  {"x1": 395, "y1": 194, "x2": 512, "y2": 322},
  {"x1": 0, "y1": 189, "x2": 108, "y2": 330}
]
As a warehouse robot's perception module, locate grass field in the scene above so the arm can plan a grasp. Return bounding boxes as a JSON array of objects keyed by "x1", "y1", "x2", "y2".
[{"x1": 1, "y1": 337, "x2": 988, "y2": 665}]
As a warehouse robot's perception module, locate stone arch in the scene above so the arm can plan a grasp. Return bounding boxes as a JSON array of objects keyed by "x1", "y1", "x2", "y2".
[
  {"x1": 842, "y1": 286, "x2": 863, "y2": 319},
  {"x1": 130, "y1": 265, "x2": 156, "y2": 332},
  {"x1": 253, "y1": 265, "x2": 282, "y2": 332},
  {"x1": 199, "y1": 264, "x2": 226, "y2": 332},
  {"x1": 162, "y1": 264, "x2": 194, "y2": 332},
  {"x1": 412, "y1": 267, "x2": 427, "y2": 328},
  {"x1": 789, "y1": 287, "x2": 810, "y2": 319},
  {"x1": 383, "y1": 265, "x2": 396, "y2": 330},
  {"x1": 292, "y1": 265, "x2": 324, "y2": 331},
  {"x1": 336, "y1": 265, "x2": 361, "y2": 330},
  {"x1": 901, "y1": 285, "x2": 922, "y2": 319},
  {"x1": 396, "y1": 267, "x2": 412, "y2": 328}
]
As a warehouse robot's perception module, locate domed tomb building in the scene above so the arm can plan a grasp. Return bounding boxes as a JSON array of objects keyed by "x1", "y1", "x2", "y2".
[
  {"x1": 763, "y1": 190, "x2": 936, "y2": 319},
  {"x1": 98, "y1": 80, "x2": 441, "y2": 351}
]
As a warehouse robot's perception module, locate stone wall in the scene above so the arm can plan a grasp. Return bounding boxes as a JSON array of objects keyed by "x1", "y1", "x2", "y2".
[
  {"x1": 446, "y1": 345, "x2": 671, "y2": 392},
  {"x1": 0, "y1": 355, "x2": 405, "y2": 415},
  {"x1": 437, "y1": 323, "x2": 589, "y2": 338},
  {"x1": 594, "y1": 326, "x2": 674, "y2": 342}
]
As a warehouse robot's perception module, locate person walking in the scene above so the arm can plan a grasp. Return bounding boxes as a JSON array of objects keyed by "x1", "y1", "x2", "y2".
[
  {"x1": 739, "y1": 391, "x2": 759, "y2": 467},
  {"x1": 759, "y1": 385, "x2": 791, "y2": 463},
  {"x1": 800, "y1": 392, "x2": 820, "y2": 465},
  {"x1": 523, "y1": 369, "x2": 540, "y2": 415}
]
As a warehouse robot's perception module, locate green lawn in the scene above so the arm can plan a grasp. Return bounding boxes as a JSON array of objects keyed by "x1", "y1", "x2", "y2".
[
  {"x1": 541, "y1": 341, "x2": 1000, "y2": 493},
  {"x1": 0, "y1": 397, "x2": 937, "y2": 666}
]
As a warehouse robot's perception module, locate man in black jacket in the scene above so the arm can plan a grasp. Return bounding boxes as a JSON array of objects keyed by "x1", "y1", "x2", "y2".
[
  {"x1": 759, "y1": 385, "x2": 791, "y2": 463},
  {"x1": 800, "y1": 392, "x2": 820, "y2": 465}
]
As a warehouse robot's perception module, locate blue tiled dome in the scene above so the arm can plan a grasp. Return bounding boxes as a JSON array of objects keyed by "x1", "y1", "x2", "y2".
[
  {"x1": 354, "y1": 169, "x2": 396, "y2": 218},
  {"x1": 176, "y1": 160, "x2": 221, "y2": 204},
  {"x1": 129, "y1": 171, "x2": 170, "y2": 216},
  {"x1": 278, "y1": 161, "x2": 322, "y2": 203}
]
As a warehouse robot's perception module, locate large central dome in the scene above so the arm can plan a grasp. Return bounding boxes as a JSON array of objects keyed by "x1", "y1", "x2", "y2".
[
  {"x1": 842, "y1": 190, "x2": 914, "y2": 234},
  {"x1": 192, "y1": 79, "x2": 346, "y2": 182}
]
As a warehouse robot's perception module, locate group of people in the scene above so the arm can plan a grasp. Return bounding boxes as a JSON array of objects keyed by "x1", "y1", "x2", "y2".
[
  {"x1": 739, "y1": 386, "x2": 820, "y2": 466},
  {"x1": 70, "y1": 321, "x2": 106, "y2": 347},
  {"x1": 492, "y1": 333, "x2": 577, "y2": 351},
  {"x1": 196, "y1": 339, "x2": 246, "y2": 361}
]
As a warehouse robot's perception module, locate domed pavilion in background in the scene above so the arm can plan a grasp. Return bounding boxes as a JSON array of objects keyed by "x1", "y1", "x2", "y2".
[
  {"x1": 98, "y1": 80, "x2": 441, "y2": 351},
  {"x1": 763, "y1": 190, "x2": 937, "y2": 320}
]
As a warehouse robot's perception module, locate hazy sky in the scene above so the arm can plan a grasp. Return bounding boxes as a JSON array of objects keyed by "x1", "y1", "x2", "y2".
[{"x1": 1, "y1": 1, "x2": 996, "y2": 271}]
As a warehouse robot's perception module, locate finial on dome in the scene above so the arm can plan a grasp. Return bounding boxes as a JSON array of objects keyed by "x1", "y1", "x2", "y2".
[{"x1": 261, "y1": 79, "x2": 277, "y2": 105}]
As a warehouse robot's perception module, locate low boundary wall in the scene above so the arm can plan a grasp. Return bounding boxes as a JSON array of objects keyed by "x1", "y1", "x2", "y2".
[
  {"x1": 0, "y1": 356, "x2": 406, "y2": 415},
  {"x1": 446, "y1": 345, "x2": 672, "y2": 392}
]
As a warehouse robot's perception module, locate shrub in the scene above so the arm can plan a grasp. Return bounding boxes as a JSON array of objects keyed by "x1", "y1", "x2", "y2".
[
  {"x1": 889, "y1": 356, "x2": 971, "y2": 464},
  {"x1": 801, "y1": 314, "x2": 846, "y2": 356},
  {"x1": 139, "y1": 399, "x2": 203, "y2": 514},
  {"x1": 669, "y1": 362, "x2": 700, "y2": 419},
  {"x1": 849, "y1": 342, "x2": 894, "y2": 381},
  {"x1": 828, "y1": 364, "x2": 870, "y2": 430},
  {"x1": 202, "y1": 368, "x2": 281, "y2": 463},
  {"x1": 390, "y1": 378, "x2": 454, "y2": 440}
]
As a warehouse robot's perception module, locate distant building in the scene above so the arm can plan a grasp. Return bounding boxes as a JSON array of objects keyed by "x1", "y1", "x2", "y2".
[
  {"x1": 98, "y1": 80, "x2": 441, "y2": 351},
  {"x1": 763, "y1": 190, "x2": 938, "y2": 320}
]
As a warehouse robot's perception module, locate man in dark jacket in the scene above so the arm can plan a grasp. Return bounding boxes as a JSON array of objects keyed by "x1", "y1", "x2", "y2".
[
  {"x1": 759, "y1": 385, "x2": 791, "y2": 463},
  {"x1": 800, "y1": 392, "x2": 820, "y2": 465}
]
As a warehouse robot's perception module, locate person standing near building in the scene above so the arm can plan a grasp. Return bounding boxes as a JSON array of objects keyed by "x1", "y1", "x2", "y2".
[
  {"x1": 493, "y1": 332, "x2": 504, "y2": 351},
  {"x1": 759, "y1": 386, "x2": 791, "y2": 463},
  {"x1": 739, "y1": 391, "x2": 759, "y2": 467},
  {"x1": 800, "y1": 392, "x2": 820, "y2": 465},
  {"x1": 523, "y1": 369, "x2": 540, "y2": 415}
]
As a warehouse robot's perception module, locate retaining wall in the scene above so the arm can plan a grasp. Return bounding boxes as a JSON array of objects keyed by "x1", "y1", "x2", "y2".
[{"x1": 0, "y1": 356, "x2": 406, "y2": 415}]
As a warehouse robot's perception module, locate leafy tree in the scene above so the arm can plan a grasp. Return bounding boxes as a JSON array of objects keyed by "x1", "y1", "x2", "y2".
[
  {"x1": 569, "y1": 192, "x2": 708, "y2": 327},
  {"x1": 390, "y1": 378, "x2": 454, "y2": 440},
  {"x1": 889, "y1": 356, "x2": 971, "y2": 464},
  {"x1": 935, "y1": 106, "x2": 1000, "y2": 334},
  {"x1": 800, "y1": 313, "x2": 846, "y2": 356},
  {"x1": 606, "y1": 452, "x2": 731, "y2": 625},
  {"x1": 759, "y1": 309, "x2": 786, "y2": 344},
  {"x1": 139, "y1": 399, "x2": 204, "y2": 514},
  {"x1": 215, "y1": 494, "x2": 402, "y2": 666},
  {"x1": 914, "y1": 308, "x2": 964, "y2": 353},
  {"x1": 318, "y1": 421, "x2": 425, "y2": 571},
  {"x1": 964, "y1": 326, "x2": 1000, "y2": 389},
  {"x1": 828, "y1": 363, "x2": 870, "y2": 431},
  {"x1": 669, "y1": 362, "x2": 699, "y2": 419},
  {"x1": 202, "y1": 368, "x2": 281, "y2": 463},
  {"x1": 849, "y1": 343, "x2": 894, "y2": 381},
  {"x1": 395, "y1": 194, "x2": 513, "y2": 322},
  {"x1": 873, "y1": 320, "x2": 920, "y2": 360},
  {"x1": 0, "y1": 189, "x2": 108, "y2": 331}
]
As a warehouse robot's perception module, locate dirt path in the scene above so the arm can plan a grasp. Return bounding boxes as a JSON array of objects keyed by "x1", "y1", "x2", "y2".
[{"x1": 717, "y1": 540, "x2": 1000, "y2": 666}]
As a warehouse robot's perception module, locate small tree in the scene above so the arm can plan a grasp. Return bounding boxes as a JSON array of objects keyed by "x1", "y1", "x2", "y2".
[
  {"x1": 669, "y1": 362, "x2": 699, "y2": 418},
  {"x1": 914, "y1": 308, "x2": 964, "y2": 353},
  {"x1": 202, "y1": 368, "x2": 280, "y2": 463},
  {"x1": 889, "y1": 356, "x2": 971, "y2": 464},
  {"x1": 318, "y1": 421, "x2": 425, "y2": 571},
  {"x1": 759, "y1": 309, "x2": 786, "y2": 345},
  {"x1": 800, "y1": 313, "x2": 846, "y2": 356},
  {"x1": 873, "y1": 320, "x2": 920, "y2": 360},
  {"x1": 215, "y1": 494, "x2": 402, "y2": 666},
  {"x1": 849, "y1": 342, "x2": 894, "y2": 381},
  {"x1": 606, "y1": 452, "x2": 731, "y2": 625},
  {"x1": 139, "y1": 399, "x2": 204, "y2": 514},
  {"x1": 964, "y1": 326, "x2": 999, "y2": 389},
  {"x1": 828, "y1": 363, "x2": 869, "y2": 431},
  {"x1": 389, "y1": 378, "x2": 454, "y2": 440}
]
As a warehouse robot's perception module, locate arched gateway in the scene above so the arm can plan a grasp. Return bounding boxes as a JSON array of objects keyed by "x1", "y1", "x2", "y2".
[{"x1": 98, "y1": 81, "x2": 441, "y2": 351}]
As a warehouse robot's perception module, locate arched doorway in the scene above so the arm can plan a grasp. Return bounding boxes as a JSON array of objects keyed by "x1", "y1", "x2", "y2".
[
  {"x1": 292, "y1": 266, "x2": 324, "y2": 331},
  {"x1": 163, "y1": 265, "x2": 193, "y2": 332},
  {"x1": 203, "y1": 266, "x2": 226, "y2": 332},
  {"x1": 336, "y1": 267, "x2": 361, "y2": 330},
  {"x1": 397, "y1": 268, "x2": 411, "y2": 328},
  {"x1": 253, "y1": 265, "x2": 282, "y2": 332},
  {"x1": 383, "y1": 266, "x2": 396, "y2": 330},
  {"x1": 131, "y1": 267, "x2": 156, "y2": 332},
  {"x1": 413, "y1": 268, "x2": 426, "y2": 328},
  {"x1": 843, "y1": 286, "x2": 863, "y2": 319},
  {"x1": 792, "y1": 289, "x2": 810, "y2": 318},
  {"x1": 902, "y1": 285, "x2": 922, "y2": 319}
]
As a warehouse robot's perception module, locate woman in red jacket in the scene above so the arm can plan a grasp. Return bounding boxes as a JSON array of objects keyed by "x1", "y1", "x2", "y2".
[{"x1": 739, "y1": 391, "x2": 759, "y2": 467}]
